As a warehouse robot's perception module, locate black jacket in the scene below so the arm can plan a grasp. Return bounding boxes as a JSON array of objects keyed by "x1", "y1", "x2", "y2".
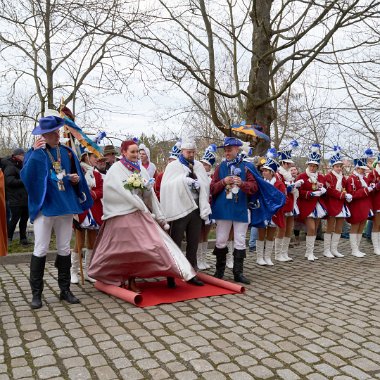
[{"x1": 3, "y1": 156, "x2": 28, "y2": 207}]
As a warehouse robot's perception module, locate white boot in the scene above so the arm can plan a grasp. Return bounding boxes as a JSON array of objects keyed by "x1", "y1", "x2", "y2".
[
  {"x1": 84, "y1": 249, "x2": 96, "y2": 283},
  {"x1": 331, "y1": 233, "x2": 344, "y2": 257},
  {"x1": 323, "y1": 233, "x2": 334, "y2": 258},
  {"x1": 350, "y1": 234, "x2": 364, "y2": 257},
  {"x1": 197, "y1": 243, "x2": 207, "y2": 270},
  {"x1": 371, "y1": 232, "x2": 380, "y2": 255},
  {"x1": 305, "y1": 236, "x2": 316, "y2": 261},
  {"x1": 275, "y1": 238, "x2": 286, "y2": 262},
  {"x1": 264, "y1": 240, "x2": 274, "y2": 266},
  {"x1": 256, "y1": 240, "x2": 266, "y2": 265},
  {"x1": 202, "y1": 241, "x2": 211, "y2": 268},
  {"x1": 356, "y1": 234, "x2": 366, "y2": 256},
  {"x1": 70, "y1": 251, "x2": 80, "y2": 284},
  {"x1": 226, "y1": 241, "x2": 234, "y2": 269},
  {"x1": 281, "y1": 237, "x2": 293, "y2": 261}
]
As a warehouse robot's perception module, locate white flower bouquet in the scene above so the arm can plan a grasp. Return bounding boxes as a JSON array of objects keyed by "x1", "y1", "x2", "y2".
[{"x1": 123, "y1": 173, "x2": 144, "y2": 191}]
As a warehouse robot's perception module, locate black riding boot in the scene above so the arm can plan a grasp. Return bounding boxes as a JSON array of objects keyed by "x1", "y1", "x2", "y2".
[
  {"x1": 213, "y1": 246, "x2": 228, "y2": 279},
  {"x1": 167, "y1": 277, "x2": 176, "y2": 288},
  {"x1": 30, "y1": 255, "x2": 46, "y2": 309},
  {"x1": 233, "y1": 249, "x2": 251, "y2": 285},
  {"x1": 55, "y1": 255, "x2": 80, "y2": 304}
]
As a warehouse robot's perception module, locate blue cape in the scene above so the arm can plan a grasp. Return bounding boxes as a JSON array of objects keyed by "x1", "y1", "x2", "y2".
[
  {"x1": 246, "y1": 163, "x2": 286, "y2": 228},
  {"x1": 21, "y1": 145, "x2": 93, "y2": 223}
]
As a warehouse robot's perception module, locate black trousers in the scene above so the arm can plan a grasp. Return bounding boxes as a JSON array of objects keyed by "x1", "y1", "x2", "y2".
[
  {"x1": 8, "y1": 205, "x2": 29, "y2": 240},
  {"x1": 170, "y1": 209, "x2": 202, "y2": 269}
]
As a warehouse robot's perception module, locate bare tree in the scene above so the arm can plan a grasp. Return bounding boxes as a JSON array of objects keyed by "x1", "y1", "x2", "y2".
[
  {"x1": 0, "y1": 0, "x2": 140, "y2": 119},
  {"x1": 85, "y1": 0, "x2": 380, "y2": 153}
]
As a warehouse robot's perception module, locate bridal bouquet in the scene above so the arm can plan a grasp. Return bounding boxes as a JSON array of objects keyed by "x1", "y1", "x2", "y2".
[
  {"x1": 123, "y1": 173, "x2": 144, "y2": 191},
  {"x1": 123, "y1": 173, "x2": 155, "y2": 192}
]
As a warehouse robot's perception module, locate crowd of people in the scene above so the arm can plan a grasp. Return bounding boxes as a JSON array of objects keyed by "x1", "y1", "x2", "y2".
[{"x1": 1, "y1": 111, "x2": 380, "y2": 310}]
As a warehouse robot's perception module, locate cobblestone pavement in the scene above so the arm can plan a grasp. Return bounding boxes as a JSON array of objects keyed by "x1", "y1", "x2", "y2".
[{"x1": 1, "y1": 238, "x2": 380, "y2": 380}]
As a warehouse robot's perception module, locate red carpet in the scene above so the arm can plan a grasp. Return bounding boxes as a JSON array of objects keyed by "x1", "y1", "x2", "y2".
[{"x1": 95, "y1": 273, "x2": 245, "y2": 307}]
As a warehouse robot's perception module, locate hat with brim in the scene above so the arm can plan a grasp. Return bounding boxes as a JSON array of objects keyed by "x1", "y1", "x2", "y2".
[
  {"x1": 217, "y1": 137, "x2": 243, "y2": 148},
  {"x1": 278, "y1": 150, "x2": 294, "y2": 164},
  {"x1": 32, "y1": 116, "x2": 65, "y2": 135},
  {"x1": 354, "y1": 158, "x2": 368, "y2": 169},
  {"x1": 103, "y1": 145, "x2": 117, "y2": 155}
]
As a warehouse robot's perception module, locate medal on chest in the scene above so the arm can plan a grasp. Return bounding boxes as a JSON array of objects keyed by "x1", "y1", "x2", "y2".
[{"x1": 47, "y1": 147, "x2": 66, "y2": 191}]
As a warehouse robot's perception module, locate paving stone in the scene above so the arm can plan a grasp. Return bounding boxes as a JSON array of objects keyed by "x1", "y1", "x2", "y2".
[
  {"x1": 277, "y1": 368, "x2": 300, "y2": 380},
  {"x1": 119, "y1": 367, "x2": 144, "y2": 380},
  {"x1": 93, "y1": 366, "x2": 118, "y2": 380},
  {"x1": 67, "y1": 367, "x2": 92, "y2": 379},
  {"x1": 37, "y1": 366, "x2": 61, "y2": 379},
  {"x1": 248, "y1": 365, "x2": 274, "y2": 379}
]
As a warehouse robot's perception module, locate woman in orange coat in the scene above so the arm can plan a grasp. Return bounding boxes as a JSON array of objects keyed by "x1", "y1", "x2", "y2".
[
  {"x1": 323, "y1": 147, "x2": 351, "y2": 258},
  {"x1": 364, "y1": 153, "x2": 380, "y2": 255},
  {"x1": 296, "y1": 144, "x2": 327, "y2": 262},
  {"x1": 346, "y1": 151, "x2": 375, "y2": 257}
]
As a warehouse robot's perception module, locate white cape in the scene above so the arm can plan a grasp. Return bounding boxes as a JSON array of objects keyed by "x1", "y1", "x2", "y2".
[
  {"x1": 160, "y1": 159, "x2": 211, "y2": 222},
  {"x1": 102, "y1": 161, "x2": 165, "y2": 222}
]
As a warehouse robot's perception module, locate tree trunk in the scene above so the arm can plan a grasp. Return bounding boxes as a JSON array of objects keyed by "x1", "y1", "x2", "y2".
[
  {"x1": 245, "y1": 0, "x2": 274, "y2": 155},
  {"x1": 44, "y1": 0, "x2": 54, "y2": 110}
]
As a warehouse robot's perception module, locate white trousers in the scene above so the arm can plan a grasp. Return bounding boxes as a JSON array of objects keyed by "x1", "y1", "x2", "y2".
[
  {"x1": 215, "y1": 220, "x2": 249, "y2": 250},
  {"x1": 33, "y1": 214, "x2": 73, "y2": 258}
]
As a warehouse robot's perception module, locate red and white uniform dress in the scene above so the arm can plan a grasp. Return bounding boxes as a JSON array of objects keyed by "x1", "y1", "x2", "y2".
[
  {"x1": 267, "y1": 174, "x2": 286, "y2": 229},
  {"x1": 277, "y1": 167, "x2": 299, "y2": 217},
  {"x1": 367, "y1": 167, "x2": 380, "y2": 215},
  {"x1": 346, "y1": 171, "x2": 373, "y2": 225},
  {"x1": 78, "y1": 164, "x2": 103, "y2": 228},
  {"x1": 296, "y1": 170, "x2": 327, "y2": 221},
  {"x1": 367, "y1": 166, "x2": 380, "y2": 254},
  {"x1": 324, "y1": 171, "x2": 350, "y2": 219}
]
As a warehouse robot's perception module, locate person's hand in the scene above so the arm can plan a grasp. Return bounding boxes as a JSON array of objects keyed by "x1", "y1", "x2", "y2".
[
  {"x1": 286, "y1": 184, "x2": 295, "y2": 193},
  {"x1": 294, "y1": 179, "x2": 304, "y2": 188},
  {"x1": 185, "y1": 177, "x2": 195, "y2": 186},
  {"x1": 192, "y1": 180, "x2": 200, "y2": 190},
  {"x1": 233, "y1": 176, "x2": 242, "y2": 186},
  {"x1": 68, "y1": 173, "x2": 80, "y2": 184},
  {"x1": 319, "y1": 187, "x2": 327, "y2": 195},
  {"x1": 345, "y1": 193, "x2": 353, "y2": 202},
  {"x1": 33, "y1": 137, "x2": 46, "y2": 150},
  {"x1": 223, "y1": 176, "x2": 235, "y2": 185}
]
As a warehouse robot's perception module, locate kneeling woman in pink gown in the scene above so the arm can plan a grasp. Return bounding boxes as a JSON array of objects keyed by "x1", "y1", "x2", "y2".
[{"x1": 88, "y1": 140, "x2": 199, "y2": 293}]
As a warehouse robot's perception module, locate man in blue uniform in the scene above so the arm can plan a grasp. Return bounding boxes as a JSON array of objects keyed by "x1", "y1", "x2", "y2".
[{"x1": 21, "y1": 115, "x2": 92, "y2": 309}]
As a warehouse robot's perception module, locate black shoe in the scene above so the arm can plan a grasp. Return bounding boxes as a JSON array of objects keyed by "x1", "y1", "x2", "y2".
[
  {"x1": 60, "y1": 290, "x2": 80, "y2": 304},
  {"x1": 31, "y1": 294, "x2": 42, "y2": 309},
  {"x1": 188, "y1": 276, "x2": 204, "y2": 286},
  {"x1": 167, "y1": 277, "x2": 176, "y2": 288},
  {"x1": 20, "y1": 239, "x2": 30, "y2": 246},
  {"x1": 213, "y1": 271, "x2": 224, "y2": 279},
  {"x1": 234, "y1": 274, "x2": 251, "y2": 285}
]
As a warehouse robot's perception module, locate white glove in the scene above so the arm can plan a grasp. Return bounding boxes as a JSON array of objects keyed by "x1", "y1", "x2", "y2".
[
  {"x1": 143, "y1": 178, "x2": 155, "y2": 191},
  {"x1": 368, "y1": 186, "x2": 374, "y2": 192},
  {"x1": 185, "y1": 177, "x2": 195, "y2": 186},
  {"x1": 294, "y1": 179, "x2": 304, "y2": 188},
  {"x1": 319, "y1": 187, "x2": 327, "y2": 195},
  {"x1": 311, "y1": 191, "x2": 322, "y2": 197},
  {"x1": 192, "y1": 180, "x2": 200, "y2": 190},
  {"x1": 345, "y1": 193, "x2": 353, "y2": 202}
]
